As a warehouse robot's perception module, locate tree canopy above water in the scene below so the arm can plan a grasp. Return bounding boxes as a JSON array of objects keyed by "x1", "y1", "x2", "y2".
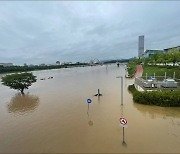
[{"x1": 1, "y1": 72, "x2": 37, "y2": 94}]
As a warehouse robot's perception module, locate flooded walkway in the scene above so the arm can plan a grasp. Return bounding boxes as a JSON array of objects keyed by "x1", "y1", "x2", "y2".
[{"x1": 0, "y1": 64, "x2": 180, "y2": 153}]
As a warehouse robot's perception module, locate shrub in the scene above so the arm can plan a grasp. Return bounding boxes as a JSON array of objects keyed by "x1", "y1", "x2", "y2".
[
  {"x1": 128, "y1": 84, "x2": 180, "y2": 107},
  {"x1": 128, "y1": 84, "x2": 136, "y2": 93}
]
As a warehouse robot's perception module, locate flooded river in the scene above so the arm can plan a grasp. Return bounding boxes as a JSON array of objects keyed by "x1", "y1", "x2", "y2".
[{"x1": 0, "y1": 64, "x2": 180, "y2": 153}]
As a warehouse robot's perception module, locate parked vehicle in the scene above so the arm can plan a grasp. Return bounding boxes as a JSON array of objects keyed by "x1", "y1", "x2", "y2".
[
  {"x1": 143, "y1": 79, "x2": 157, "y2": 88},
  {"x1": 143, "y1": 79, "x2": 153, "y2": 88},
  {"x1": 161, "y1": 79, "x2": 177, "y2": 88}
]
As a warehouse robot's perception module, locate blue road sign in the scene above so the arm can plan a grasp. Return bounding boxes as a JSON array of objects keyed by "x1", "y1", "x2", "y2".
[
  {"x1": 87, "y1": 98, "x2": 92, "y2": 104},
  {"x1": 150, "y1": 76, "x2": 155, "y2": 80}
]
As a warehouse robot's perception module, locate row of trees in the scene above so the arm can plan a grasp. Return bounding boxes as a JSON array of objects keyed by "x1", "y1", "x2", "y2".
[
  {"x1": 135, "y1": 49, "x2": 180, "y2": 66},
  {"x1": 0, "y1": 62, "x2": 88, "y2": 94},
  {"x1": 0, "y1": 63, "x2": 88, "y2": 74}
]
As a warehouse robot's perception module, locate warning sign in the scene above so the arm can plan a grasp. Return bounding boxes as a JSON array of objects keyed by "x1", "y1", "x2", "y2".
[{"x1": 119, "y1": 117, "x2": 127, "y2": 126}]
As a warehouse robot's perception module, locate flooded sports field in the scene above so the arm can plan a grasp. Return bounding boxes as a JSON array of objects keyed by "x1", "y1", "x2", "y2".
[{"x1": 0, "y1": 64, "x2": 180, "y2": 153}]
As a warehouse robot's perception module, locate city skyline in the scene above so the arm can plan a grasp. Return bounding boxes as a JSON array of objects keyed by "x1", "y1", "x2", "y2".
[{"x1": 0, "y1": 1, "x2": 180, "y2": 65}]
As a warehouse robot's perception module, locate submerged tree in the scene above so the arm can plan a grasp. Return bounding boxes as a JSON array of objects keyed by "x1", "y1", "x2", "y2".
[{"x1": 1, "y1": 72, "x2": 37, "y2": 94}]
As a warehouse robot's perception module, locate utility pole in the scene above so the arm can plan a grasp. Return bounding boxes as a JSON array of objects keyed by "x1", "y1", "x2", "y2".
[
  {"x1": 116, "y1": 76, "x2": 124, "y2": 105},
  {"x1": 121, "y1": 76, "x2": 123, "y2": 106}
]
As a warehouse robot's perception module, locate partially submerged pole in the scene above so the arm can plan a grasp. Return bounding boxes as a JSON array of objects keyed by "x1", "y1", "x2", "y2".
[
  {"x1": 119, "y1": 117, "x2": 127, "y2": 147},
  {"x1": 87, "y1": 99, "x2": 92, "y2": 116},
  {"x1": 122, "y1": 127, "x2": 127, "y2": 146},
  {"x1": 94, "y1": 89, "x2": 102, "y2": 96},
  {"x1": 121, "y1": 77, "x2": 123, "y2": 106},
  {"x1": 123, "y1": 127, "x2": 125, "y2": 143},
  {"x1": 116, "y1": 76, "x2": 124, "y2": 105},
  {"x1": 87, "y1": 103, "x2": 89, "y2": 116}
]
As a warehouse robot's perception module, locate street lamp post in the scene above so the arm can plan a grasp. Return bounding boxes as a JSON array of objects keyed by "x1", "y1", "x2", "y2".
[
  {"x1": 121, "y1": 76, "x2": 123, "y2": 106},
  {"x1": 116, "y1": 76, "x2": 123, "y2": 105}
]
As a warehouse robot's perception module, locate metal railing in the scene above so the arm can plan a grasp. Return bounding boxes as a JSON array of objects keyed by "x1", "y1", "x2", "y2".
[{"x1": 135, "y1": 77, "x2": 180, "y2": 91}]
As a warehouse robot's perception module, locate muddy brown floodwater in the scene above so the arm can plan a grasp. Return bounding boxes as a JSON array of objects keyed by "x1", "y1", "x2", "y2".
[{"x1": 0, "y1": 64, "x2": 180, "y2": 153}]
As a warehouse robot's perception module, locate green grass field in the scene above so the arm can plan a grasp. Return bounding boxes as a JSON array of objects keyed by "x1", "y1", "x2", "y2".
[{"x1": 142, "y1": 65, "x2": 180, "y2": 79}]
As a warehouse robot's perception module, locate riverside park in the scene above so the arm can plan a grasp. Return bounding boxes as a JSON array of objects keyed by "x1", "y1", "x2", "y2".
[
  {"x1": 0, "y1": 1, "x2": 180, "y2": 153},
  {"x1": 0, "y1": 63, "x2": 180, "y2": 153}
]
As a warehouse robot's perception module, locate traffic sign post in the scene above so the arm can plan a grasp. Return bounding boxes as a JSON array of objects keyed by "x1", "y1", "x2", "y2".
[
  {"x1": 122, "y1": 127, "x2": 126, "y2": 146},
  {"x1": 119, "y1": 117, "x2": 127, "y2": 146},
  {"x1": 87, "y1": 99, "x2": 92, "y2": 115},
  {"x1": 119, "y1": 117, "x2": 128, "y2": 127},
  {"x1": 87, "y1": 99, "x2": 92, "y2": 104}
]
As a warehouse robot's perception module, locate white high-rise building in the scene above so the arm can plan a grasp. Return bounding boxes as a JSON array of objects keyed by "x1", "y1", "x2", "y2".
[{"x1": 138, "y1": 35, "x2": 144, "y2": 58}]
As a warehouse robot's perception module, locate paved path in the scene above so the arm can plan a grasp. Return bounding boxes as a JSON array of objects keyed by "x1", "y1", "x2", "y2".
[{"x1": 134, "y1": 65, "x2": 143, "y2": 78}]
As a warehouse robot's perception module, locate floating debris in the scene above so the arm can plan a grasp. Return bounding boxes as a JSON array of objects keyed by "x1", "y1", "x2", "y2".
[{"x1": 48, "y1": 77, "x2": 54, "y2": 79}]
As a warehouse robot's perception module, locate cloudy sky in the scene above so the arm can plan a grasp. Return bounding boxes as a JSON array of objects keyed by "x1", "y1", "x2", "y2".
[{"x1": 0, "y1": 1, "x2": 180, "y2": 65}]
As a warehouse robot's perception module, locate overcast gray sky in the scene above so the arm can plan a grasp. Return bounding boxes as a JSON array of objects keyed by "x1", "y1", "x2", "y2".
[{"x1": 0, "y1": 1, "x2": 180, "y2": 65}]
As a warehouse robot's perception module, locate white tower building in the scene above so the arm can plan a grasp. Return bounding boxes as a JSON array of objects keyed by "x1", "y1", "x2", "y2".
[{"x1": 138, "y1": 35, "x2": 144, "y2": 58}]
